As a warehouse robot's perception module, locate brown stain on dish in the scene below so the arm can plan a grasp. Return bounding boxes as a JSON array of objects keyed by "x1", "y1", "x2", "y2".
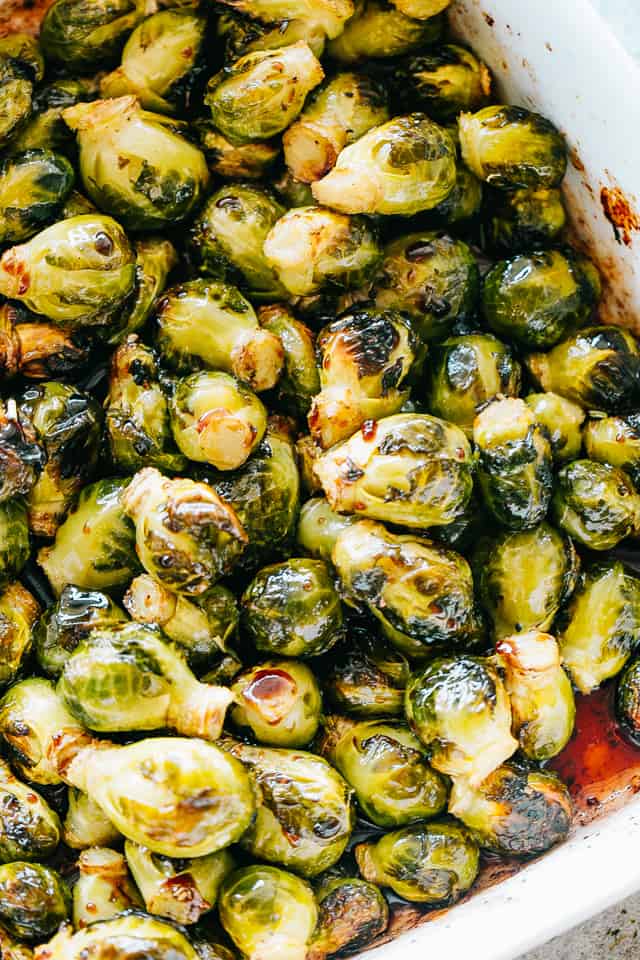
[
  {"x1": 600, "y1": 186, "x2": 640, "y2": 247},
  {"x1": 482, "y1": 11, "x2": 495, "y2": 26}
]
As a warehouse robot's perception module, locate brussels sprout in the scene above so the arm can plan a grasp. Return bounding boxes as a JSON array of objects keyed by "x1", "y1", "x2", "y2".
[
  {"x1": 309, "y1": 307, "x2": 418, "y2": 449},
  {"x1": 355, "y1": 821, "x2": 478, "y2": 904},
  {"x1": 100, "y1": 10, "x2": 208, "y2": 114},
  {"x1": 556, "y1": 559, "x2": 640, "y2": 694},
  {"x1": 73, "y1": 847, "x2": 142, "y2": 928},
  {"x1": 9, "y1": 78, "x2": 95, "y2": 156},
  {"x1": 222, "y1": 739, "x2": 354, "y2": 876},
  {"x1": 615, "y1": 657, "x2": 640, "y2": 747},
  {"x1": 0, "y1": 304, "x2": 90, "y2": 382},
  {"x1": 122, "y1": 468, "x2": 247, "y2": 595},
  {"x1": 217, "y1": 12, "x2": 327, "y2": 63},
  {"x1": 458, "y1": 105, "x2": 567, "y2": 190},
  {"x1": 0, "y1": 759, "x2": 61, "y2": 863},
  {"x1": 258, "y1": 305, "x2": 320, "y2": 417},
  {"x1": 525, "y1": 326, "x2": 640, "y2": 413},
  {"x1": 312, "y1": 114, "x2": 456, "y2": 216},
  {"x1": 372, "y1": 231, "x2": 479, "y2": 342},
  {"x1": 473, "y1": 397, "x2": 553, "y2": 530},
  {"x1": 324, "y1": 622, "x2": 410, "y2": 717},
  {"x1": 63, "y1": 788, "x2": 121, "y2": 850},
  {"x1": 427, "y1": 162, "x2": 483, "y2": 224},
  {"x1": 0, "y1": 924, "x2": 33, "y2": 960},
  {"x1": 473, "y1": 522, "x2": 579, "y2": 641},
  {"x1": 308, "y1": 874, "x2": 388, "y2": 960},
  {"x1": 38, "y1": 477, "x2": 139, "y2": 596},
  {"x1": 0, "y1": 57, "x2": 32, "y2": 151},
  {"x1": 63, "y1": 97, "x2": 209, "y2": 232},
  {"x1": 0, "y1": 862, "x2": 69, "y2": 941},
  {"x1": 59, "y1": 621, "x2": 233, "y2": 739},
  {"x1": 583, "y1": 414, "x2": 640, "y2": 487},
  {"x1": 205, "y1": 43, "x2": 324, "y2": 145},
  {"x1": 0, "y1": 151, "x2": 74, "y2": 246},
  {"x1": 272, "y1": 167, "x2": 315, "y2": 207},
  {"x1": 231, "y1": 659, "x2": 322, "y2": 747},
  {"x1": 389, "y1": 0, "x2": 449, "y2": 14},
  {"x1": 0, "y1": 35, "x2": 44, "y2": 84},
  {"x1": 0, "y1": 583, "x2": 40, "y2": 689},
  {"x1": 0, "y1": 400, "x2": 42, "y2": 505},
  {"x1": 214, "y1": 0, "x2": 354, "y2": 39},
  {"x1": 242, "y1": 558, "x2": 343, "y2": 658},
  {"x1": 155, "y1": 280, "x2": 284, "y2": 393},
  {"x1": 283, "y1": 72, "x2": 389, "y2": 183},
  {"x1": 0, "y1": 215, "x2": 136, "y2": 329},
  {"x1": 328, "y1": 1, "x2": 444, "y2": 63},
  {"x1": 0, "y1": 499, "x2": 30, "y2": 592},
  {"x1": 426, "y1": 488, "x2": 488, "y2": 553},
  {"x1": 449, "y1": 760, "x2": 572, "y2": 857},
  {"x1": 40, "y1": 0, "x2": 150, "y2": 72},
  {"x1": 426, "y1": 333, "x2": 521, "y2": 437},
  {"x1": 296, "y1": 435, "x2": 323, "y2": 496},
  {"x1": 551, "y1": 459, "x2": 640, "y2": 551},
  {"x1": 316, "y1": 413, "x2": 473, "y2": 529},
  {"x1": 296, "y1": 496, "x2": 356, "y2": 564},
  {"x1": 405, "y1": 656, "x2": 518, "y2": 784},
  {"x1": 219, "y1": 865, "x2": 317, "y2": 960},
  {"x1": 486, "y1": 187, "x2": 567, "y2": 252},
  {"x1": 196, "y1": 123, "x2": 280, "y2": 180},
  {"x1": 525, "y1": 392, "x2": 585, "y2": 463},
  {"x1": 38, "y1": 914, "x2": 200, "y2": 960},
  {"x1": 481, "y1": 250, "x2": 598, "y2": 350},
  {"x1": 107, "y1": 235, "x2": 178, "y2": 345},
  {"x1": 390, "y1": 45, "x2": 491, "y2": 121}
]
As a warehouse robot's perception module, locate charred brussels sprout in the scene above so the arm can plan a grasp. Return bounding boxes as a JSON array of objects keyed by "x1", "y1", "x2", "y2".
[
  {"x1": 313, "y1": 114, "x2": 456, "y2": 216},
  {"x1": 449, "y1": 760, "x2": 572, "y2": 857},
  {"x1": 73, "y1": 847, "x2": 142, "y2": 927},
  {"x1": 405, "y1": 656, "x2": 517, "y2": 784},
  {"x1": 296, "y1": 496, "x2": 356, "y2": 564},
  {"x1": 616, "y1": 657, "x2": 640, "y2": 747},
  {"x1": 458, "y1": 105, "x2": 567, "y2": 190},
  {"x1": 0, "y1": 151, "x2": 74, "y2": 246},
  {"x1": 0, "y1": 583, "x2": 40, "y2": 688},
  {"x1": 0, "y1": 400, "x2": 42, "y2": 504},
  {"x1": 242, "y1": 558, "x2": 343, "y2": 658},
  {"x1": 0, "y1": 759, "x2": 61, "y2": 863},
  {"x1": 355, "y1": 821, "x2": 479, "y2": 904},
  {"x1": 196, "y1": 123, "x2": 280, "y2": 180},
  {"x1": 486, "y1": 187, "x2": 566, "y2": 252},
  {"x1": 324, "y1": 624, "x2": 410, "y2": 717},
  {"x1": 0, "y1": 57, "x2": 32, "y2": 151},
  {"x1": 309, "y1": 874, "x2": 388, "y2": 960},
  {"x1": 259, "y1": 305, "x2": 320, "y2": 417},
  {"x1": 0, "y1": 35, "x2": 43, "y2": 84},
  {"x1": 9, "y1": 78, "x2": 95, "y2": 156},
  {"x1": 107, "y1": 235, "x2": 178, "y2": 345},
  {"x1": 583, "y1": 414, "x2": 640, "y2": 486},
  {"x1": 217, "y1": 12, "x2": 327, "y2": 64},
  {"x1": 426, "y1": 333, "x2": 521, "y2": 437},
  {"x1": 205, "y1": 43, "x2": 324, "y2": 144},
  {"x1": 328, "y1": 1, "x2": 444, "y2": 63},
  {"x1": 39, "y1": 914, "x2": 200, "y2": 960},
  {"x1": 0, "y1": 862, "x2": 69, "y2": 941},
  {"x1": 391, "y1": 45, "x2": 491, "y2": 121},
  {"x1": 525, "y1": 392, "x2": 585, "y2": 463},
  {"x1": 0, "y1": 304, "x2": 90, "y2": 383},
  {"x1": 316, "y1": 413, "x2": 473, "y2": 529},
  {"x1": 552, "y1": 459, "x2": 640, "y2": 550},
  {"x1": 373, "y1": 231, "x2": 479, "y2": 342},
  {"x1": 231, "y1": 659, "x2": 322, "y2": 747},
  {"x1": 40, "y1": 0, "x2": 149, "y2": 72},
  {"x1": 214, "y1": 0, "x2": 354, "y2": 38},
  {"x1": 0, "y1": 499, "x2": 30, "y2": 591},
  {"x1": 556, "y1": 559, "x2": 640, "y2": 694},
  {"x1": 63, "y1": 789, "x2": 120, "y2": 850}
]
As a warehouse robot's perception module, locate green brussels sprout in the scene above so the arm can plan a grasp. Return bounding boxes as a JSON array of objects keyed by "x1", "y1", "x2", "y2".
[
  {"x1": 296, "y1": 496, "x2": 356, "y2": 564},
  {"x1": 324, "y1": 622, "x2": 410, "y2": 717},
  {"x1": 583, "y1": 414, "x2": 640, "y2": 486},
  {"x1": 372, "y1": 231, "x2": 479, "y2": 342},
  {"x1": 355, "y1": 821, "x2": 479, "y2": 904},
  {"x1": 39, "y1": 914, "x2": 200, "y2": 960},
  {"x1": 0, "y1": 583, "x2": 40, "y2": 688},
  {"x1": 497, "y1": 630, "x2": 575, "y2": 760},
  {"x1": 205, "y1": 43, "x2": 324, "y2": 145},
  {"x1": 473, "y1": 522, "x2": 579, "y2": 641},
  {"x1": 390, "y1": 45, "x2": 491, "y2": 121},
  {"x1": 328, "y1": 1, "x2": 444, "y2": 63},
  {"x1": 0, "y1": 150, "x2": 74, "y2": 246},
  {"x1": 405, "y1": 656, "x2": 518, "y2": 784},
  {"x1": 0, "y1": 304, "x2": 90, "y2": 382},
  {"x1": 556, "y1": 559, "x2": 640, "y2": 694},
  {"x1": 230, "y1": 659, "x2": 322, "y2": 747},
  {"x1": 552, "y1": 459, "x2": 640, "y2": 551},
  {"x1": 63, "y1": 788, "x2": 120, "y2": 850},
  {"x1": 0, "y1": 758, "x2": 61, "y2": 863},
  {"x1": 63, "y1": 97, "x2": 210, "y2": 232},
  {"x1": 458, "y1": 104, "x2": 567, "y2": 190},
  {"x1": 196, "y1": 122, "x2": 280, "y2": 180},
  {"x1": 485, "y1": 187, "x2": 567, "y2": 252},
  {"x1": 222, "y1": 739, "x2": 354, "y2": 876},
  {"x1": 258, "y1": 305, "x2": 320, "y2": 417},
  {"x1": 315, "y1": 413, "x2": 473, "y2": 529},
  {"x1": 155, "y1": 279, "x2": 284, "y2": 393},
  {"x1": 272, "y1": 167, "x2": 315, "y2": 207},
  {"x1": 0, "y1": 400, "x2": 42, "y2": 504},
  {"x1": 525, "y1": 326, "x2": 640, "y2": 413},
  {"x1": 0, "y1": 215, "x2": 136, "y2": 329},
  {"x1": 320, "y1": 715, "x2": 447, "y2": 826},
  {"x1": 100, "y1": 10, "x2": 208, "y2": 114},
  {"x1": 312, "y1": 114, "x2": 456, "y2": 216},
  {"x1": 426, "y1": 333, "x2": 521, "y2": 437},
  {"x1": 481, "y1": 250, "x2": 598, "y2": 350},
  {"x1": 58, "y1": 621, "x2": 233, "y2": 739},
  {"x1": 0, "y1": 862, "x2": 69, "y2": 941},
  {"x1": 217, "y1": 12, "x2": 327, "y2": 63},
  {"x1": 242, "y1": 558, "x2": 344, "y2": 658},
  {"x1": 107, "y1": 235, "x2": 178, "y2": 345},
  {"x1": 9, "y1": 78, "x2": 95, "y2": 156},
  {"x1": 616, "y1": 656, "x2": 640, "y2": 747},
  {"x1": 73, "y1": 847, "x2": 142, "y2": 928},
  {"x1": 38, "y1": 477, "x2": 140, "y2": 596},
  {"x1": 0, "y1": 499, "x2": 30, "y2": 592},
  {"x1": 283, "y1": 72, "x2": 389, "y2": 183},
  {"x1": 122, "y1": 468, "x2": 247, "y2": 595},
  {"x1": 0, "y1": 35, "x2": 44, "y2": 84},
  {"x1": 389, "y1": 0, "x2": 449, "y2": 15},
  {"x1": 296, "y1": 435, "x2": 323, "y2": 496},
  {"x1": 125, "y1": 841, "x2": 234, "y2": 925},
  {"x1": 219, "y1": 865, "x2": 317, "y2": 960},
  {"x1": 0, "y1": 57, "x2": 32, "y2": 151},
  {"x1": 214, "y1": 0, "x2": 354, "y2": 39},
  {"x1": 170, "y1": 371, "x2": 267, "y2": 472},
  {"x1": 449, "y1": 760, "x2": 572, "y2": 857},
  {"x1": 525, "y1": 392, "x2": 585, "y2": 463},
  {"x1": 473, "y1": 397, "x2": 553, "y2": 530},
  {"x1": 426, "y1": 161, "x2": 483, "y2": 224},
  {"x1": 333, "y1": 520, "x2": 479, "y2": 658},
  {"x1": 40, "y1": 0, "x2": 150, "y2": 72}
]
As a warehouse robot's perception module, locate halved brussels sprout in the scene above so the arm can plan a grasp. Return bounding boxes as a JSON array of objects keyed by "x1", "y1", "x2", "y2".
[
  {"x1": 205, "y1": 43, "x2": 324, "y2": 144},
  {"x1": 556, "y1": 559, "x2": 640, "y2": 694},
  {"x1": 458, "y1": 104, "x2": 567, "y2": 190},
  {"x1": 0, "y1": 498, "x2": 30, "y2": 592},
  {"x1": 217, "y1": 12, "x2": 327, "y2": 63},
  {"x1": 405, "y1": 656, "x2": 518, "y2": 784},
  {"x1": 328, "y1": 1, "x2": 444, "y2": 63},
  {"x1": 372, "y1": 231, "x2": 479, "y2": 342},
  {"x1": 316, "y1": 413, "x2": 473, "y2": 529},
  {"x1": 231, "y1": 659, "x2": 322, "y2": 747},
  {"x1": 0, "y1": 35, "x2": 44, "y2": 83},
  {"x1": 0, "y1": 758, "x2": 61, "y2": 863},
  {"x1": 583, "y1": 414, "x2": 640, "y2": 487},
  {"x1": 390, "y1": 45, "x2": 491, "y2": 120},
  {"x1": 40, "y1": 0, "x2": 150, "y2": 72},
  {"x1": 0, "y1": 582, "x2": 40, "y2": 688},
  {"x1": 0, "y1": 57, "x2": 32, "y2": 150},
  {"x1": 10, "y1": 78, "x2": 95, "y2": 155},
  {"x1": 214, "y1": 0, "x2": 354, "y2": 39},
  {"x1": 242, "y1": 558, "x2": 343, "y2": 658},
  {"x1": 309, "y1": 873, "x2": 388, "y2": 960},
  {"x1": 196, "y1": 122, "x2": 280, "y2": 179},
  {"x1": 0, "y1": 862, "x2": 70, "y2": 941},
  {"x1": 296, "y1": 496, "x2": 356, "y2": 563},
  {"x1": 39, "y1": 914, "x2": 200, "y2": 960},
  {"x1": 449, "y1": 760, "x2": 572, "y2": 857},
  {"x1": 324, "y1": 621, "x2": 410, "y2": 717},
  {"x1": 552, "y1": 459, "x2": 640, "y2": 550},
  {"x1": 259, "y1": 305, "x2": 320, "y2": 418},
  {"x1": 0, "y1": 150, "x2": 74, "y2": 246},
  {"x1": 73, "y1": 847, "x2": 142, "y2": 928},
  {"x1": 312, "y1": 114, "x2": 456, "y2": 216},
  {"x1": 107, "y1": 235, "x2": 178, "y2": 345},
  {"x1": 0, "y1": 303, "x2": 90, "y2": 382},
  {"x1": 485, "y1": 187, "x2": 566, "y2": 251},
  {"x1": 355, "y1": 821, "x2": 479, "y2": 904},
  {"x1": 63, "y1": 788, "x2": 120, "y2": 850},
  {"x1": 525, "y1": 392, "x2": 585, "y2": 463},
  {"x1": 0, "y1": 399, "x2": 42, "y2": 503}
]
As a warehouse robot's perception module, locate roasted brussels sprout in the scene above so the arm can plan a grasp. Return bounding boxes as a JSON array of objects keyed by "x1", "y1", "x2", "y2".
[
  {"x1": 0, "y1": 57, "x2": 32, "y2": 151},
  {"x1": 313, "y1": 114, "x2": 456, "y2": 216},
  {"x1": 552, "y1": 459, "x2": 640, "y2": 551},
  {"x1": 40, "y1": 0, "x2": 149, "y2": 72},
  {"x1": 272, "y1": 167, "x2": 315, "y2": 207},
  {"x1": 73, "y1": 847, "x2": 142, "y2": 927},
  {"x1": 427, "y1": 161, "x2": 483, "y2": 224},
  {"x1": 296, "y1": 435, "x2": 323, "y2": 496},
  {"x1": 216, "y1": 0, "x2": 354, "y2": 35},
  {"x1": 38, "y1": 477, "x2": 139, "y2": 596},
  {"x1": 296, "y1": 496, "x2": 356, "y2": 563},
  {"x1": 316, "y1": 413, "x2": 473, "y2": 529},
  {"x1": 449, "y1": 760, "x2": 572, "y2": 857},
  {"x1": 355, "y1": 821, "x2": 479, "y2": 904},
  {"x1": 583, "y1": 414, "x2": 640, "y2": 487},
  {"x1": 390, "y1": 45, "x2": 491, "y2": 120},
  {"x1": 63, "y1": 789, "x2": 120, "y2": 850},
  {"x1": 0, "y1": 582, "x2": 40, "y2": 688},
  {"x1": 372, "y1": 231, "x2": 479, "y2": 342},
  {"x1": 155, "y1": 280, "x2": 284, "y2": 393},
  {"x1": 0, "y1": 862, "x2": 69, "y2": 941},
  {"x1": 9, "y1": 78, "x2": 95, "y2": 156},
  {"x1": 0, "y1": 304, "x2": 90, "y2": 382},
  {"x1": 107, "y1": 235, "x2": 178, "y2": 345},
  {"x1": 258, "y1": 305, "x2": 320, "y2": 417},
  {"x1": 217, "y1": 12, "x2": 327, "y2": 64},
  {"x1": 231, "y1": 659, "x2": 322, "y2": 747},
  {"x1": 242, "y1": 558, "x2": 343, "y2": 658},
  {"x1": 196, "y1": 124, "x2": 280, "y2": 180},
  {"x1": 0, "y1": 759, "x2": 61, "y2": 864},
  {"x1": 458, "y1": 105, "x2": 567, "y2": 190},
  {"x1": 389, "y1": 0, "x2": 449, "y2": 16},
  {"x1": 485, "y1": 187, "x2": 566, "y2": 252},
  {"x1": 0, "y1": 400, "x2": 42, "y2": 503},
  {"x1": 616, "y1": 656, "x2": 640, "y2": 747},
  {"x1": 0, "y1": 151, "x2": 74, "y2": 246},
  {"x1": 0, "y1": 925, "x2": 33, "y2": 960},
  {"x1": 405, "y1": 656, "x2": 517, "y2": 784},
  {"x1": 308, "y1": 873, "x2": 388, "y2": 960},
  {"x1": 556, "y1": 559, "x2": 640, "y2": 694},
  {"x1": 205, "y1": 43, "x2": 324, "y2": 144},
  {"x1": 328, "y1": 1, "x2": 444, "y2": 63},
  {"x1": 0, "y1": 499, "x2": 30, "y2": 592},
  {"x1": 324, "y1": 622, "x2": 410, "y2": 717},
  {"x1": 0, "y1": 35, "x2": 43, "y2": 84},
  {"x1": 38, "y1": 914, "x2": 200, "y2": 960},
  {"x1": 525, "y1": 392, "x2": 585, "y2": 463}
]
